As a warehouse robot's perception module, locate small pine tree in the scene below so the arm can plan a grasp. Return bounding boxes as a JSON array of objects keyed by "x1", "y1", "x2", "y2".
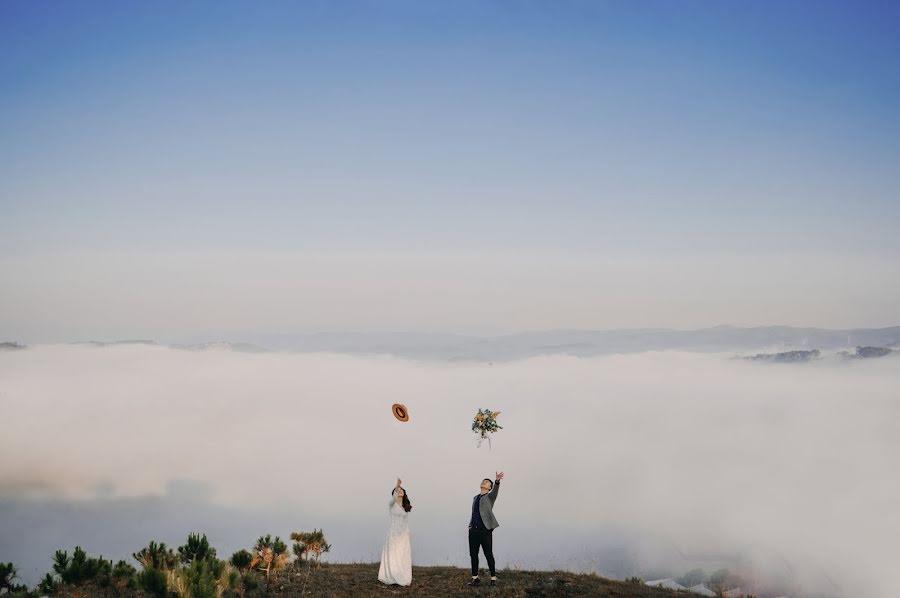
[
  {"x1": 289, "y1": 529, "x2": 331, "y2": 567},
  {"x1": 290, "y1": 529, "x2": 332, "y2": 596},
  {"x1": 136, "y1": 568, "x2": 168, "y2": 598},
  {"x1": 111, "y1": 560, "x2": 137, "y2": 593},
  {"x1": 243, "y1": 573, "x2": 259, "y2": 592},
  {"x1": 291, "y1": 541, "x2": 304, "y2": 570},
  {"x1": 51, "y1": 547, "x2": 112, "y2": 586},
  {"x1": 52, "y1": 550, "x2": 69, "y2": 580},
  {"x1": 38, "y1": 572, "x2": 59, "y2": 594},
  {"x1": 96, "y1": 557, "x2": 113, "y2": 587},
  {"x1": 61, "y1": 546, "x2": 87, "y2": 584},
  {"x1": 133, "y1": 541, "x2": 177, "y2": 572},
  {"x1": 230, "y1": 550, "x2": 253, "y2": 596},
  {"x1": 2, "y1": 583, "x2": 29, "y2": 595},
  {"x1": 0, "y1": 562, "x2": 19, "y2": 593},
  {"x1": 227, "y1": 569, "x2": 239, "y2": 593},
  {"x1": 177, "y1": 533, "x2": 217, "y2": 565},
  {"x1": 174, "y1": 558, "x2": 227, "y2": 598},
  {"x1": 133, "y1": 541, "x2": 177, "y2": 598},
  {"x1": 251, "y1": 535, "x2": 289, "y2": 589}
]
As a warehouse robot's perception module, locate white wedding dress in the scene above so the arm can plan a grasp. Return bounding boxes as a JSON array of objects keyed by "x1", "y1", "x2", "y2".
[{"x1": 377, "y1": 492, "x2": 412, "y2": 586}]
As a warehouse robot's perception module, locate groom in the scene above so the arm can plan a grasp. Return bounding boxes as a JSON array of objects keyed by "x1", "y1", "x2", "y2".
[{"x1": 467, "y1": 470, "x2": 504, "y2": 587}]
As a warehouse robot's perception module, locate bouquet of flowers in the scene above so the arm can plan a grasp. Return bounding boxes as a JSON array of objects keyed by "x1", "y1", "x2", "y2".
[{"x1": 472, "y1": 408, "x2": 502, "y2": 448}]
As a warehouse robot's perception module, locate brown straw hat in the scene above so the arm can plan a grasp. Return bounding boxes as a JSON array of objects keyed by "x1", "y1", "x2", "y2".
[{"x1": 392, "y1": 403, "x2": 409, "y2": 422}]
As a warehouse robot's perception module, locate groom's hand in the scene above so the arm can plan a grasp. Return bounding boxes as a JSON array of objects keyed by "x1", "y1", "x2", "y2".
[{"x1": 495, "y1": 471, "x2": 504, "y2": 482}]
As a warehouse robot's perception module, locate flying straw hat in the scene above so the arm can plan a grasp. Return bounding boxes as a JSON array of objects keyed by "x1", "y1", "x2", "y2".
[{"x1": 392, "y1": 403, "x2": 409, "y2": 422}]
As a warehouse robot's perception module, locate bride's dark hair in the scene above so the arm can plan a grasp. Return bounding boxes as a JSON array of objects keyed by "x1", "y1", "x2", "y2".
[{"x1": 393, "y1": 487, "x2": 412, "y2": 512}]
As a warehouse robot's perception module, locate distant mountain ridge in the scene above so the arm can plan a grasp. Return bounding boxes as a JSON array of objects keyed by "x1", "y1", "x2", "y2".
[
  {"x1": 173, "y1": 341, "x2": 270, "y2": 353},
  {"x1": 739, "y1": 346, "x2": 899, "y2": 363},
  {"x1": 6, "y1": 326, "x2": 899, "y2": 361},
  {"x1": 202, "y1": 325, "x2": 900, "y2": 361}
]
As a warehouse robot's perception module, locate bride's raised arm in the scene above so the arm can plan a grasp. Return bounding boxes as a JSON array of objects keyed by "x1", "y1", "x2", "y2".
[{"x1": 389, "y1": 478, "x2": 402, "y2": 506}]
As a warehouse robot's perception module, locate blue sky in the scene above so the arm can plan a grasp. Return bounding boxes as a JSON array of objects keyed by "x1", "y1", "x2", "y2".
[{"x1": 1, "y1": 1, "x2": 899, "y2": 338}]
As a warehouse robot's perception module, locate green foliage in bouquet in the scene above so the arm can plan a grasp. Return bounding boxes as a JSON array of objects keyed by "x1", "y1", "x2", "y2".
[{"x1": 471, "y1": 408, "x2": 503, "y2": 438}]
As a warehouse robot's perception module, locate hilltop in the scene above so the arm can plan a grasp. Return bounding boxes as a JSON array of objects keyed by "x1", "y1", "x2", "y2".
[
  {"x1": 11, "y1": 563, "x2": 701, "y2": 597},
  {"x1": 240, "y1": 564, "x2": 690, "y2": 597}
]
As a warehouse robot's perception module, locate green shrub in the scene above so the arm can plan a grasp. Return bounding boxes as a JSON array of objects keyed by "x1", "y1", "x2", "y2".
[
  {"x1": 133, "y1": 541, "x2": 176, "y2": 597},
  {"x1": 251, "y1": 535, "x2": 289, "y2": 588},
  {"x1": 173, "y1": 558, "x2": 227, "y2": 598},
  {"x1": 177, "y1": 533, "x2": 217, "y2": 565},
  {"x1": 229, "y1": 550, "x2": 253, "y2": 596},
  {"x1": 137, "y1": 567, "x2": 169, "y2": 597},
  {"x1": 230, "y1": 549, "x2": 252, "y2": 571},
  {"x1": 243, "y1": 572, "x2": 259, "y2": 591},
  {"x1": 226, "y1": 569, "x2": 239, "y2": 591},
  {"x1": 290, "y1": 529, "x2": 331, "y2": 566},
  {"x1": 51, "y1": 546, "x2": 112, "y2": 586},
  {"x1": 133, "y1": 541, "x2": 177, "y2": 571},
  {"x1": 0, "y1": 562, "x2": 29, "y2": 595},
  {"x1": 168, "y1": 533, "x2": 230, "y2": 598},
  {"x1": 38, "y1": 572, "x2": 59, "y2": 594},
  {"x1": 0, "y1": 562, "x2": 18, "y2": 593},
  {"x1": 111, "y1": 559, "x2": 137, "y2": 592}
]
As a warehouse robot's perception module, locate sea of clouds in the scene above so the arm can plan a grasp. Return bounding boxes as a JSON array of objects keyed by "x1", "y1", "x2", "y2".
[{"x1": 1, "y1": 344, "x2": 898, "y2": 596}]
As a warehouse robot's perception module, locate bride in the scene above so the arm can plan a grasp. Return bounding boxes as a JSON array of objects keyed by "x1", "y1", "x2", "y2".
[{"x1": 378, "y1": 477, "x2": 413, "y2": 586}]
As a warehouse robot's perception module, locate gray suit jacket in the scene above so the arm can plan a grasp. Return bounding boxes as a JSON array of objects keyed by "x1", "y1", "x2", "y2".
[{"x1": 470, "y1": 481, "x2": 500, "y2": 531}]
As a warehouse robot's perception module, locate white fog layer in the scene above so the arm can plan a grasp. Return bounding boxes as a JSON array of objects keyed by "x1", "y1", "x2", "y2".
[{"x1": 1, "y1": 345, "x2": 898, "y2": 596}]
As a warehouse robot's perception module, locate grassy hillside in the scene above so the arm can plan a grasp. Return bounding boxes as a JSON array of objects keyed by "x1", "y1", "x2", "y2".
[{"x1": 41, "y1": 563, "x2": 688, "y2": 597}]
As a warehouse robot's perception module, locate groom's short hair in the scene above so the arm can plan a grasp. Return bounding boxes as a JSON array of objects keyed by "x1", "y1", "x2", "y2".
[{"x1": 482, "y1": 478, "x2": 494, "y2": 489}]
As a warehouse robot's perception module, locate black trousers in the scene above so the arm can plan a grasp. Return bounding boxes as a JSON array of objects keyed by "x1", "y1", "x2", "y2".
[{"x1": 468, "y1": 527, "x2": 495, "y2": 577}]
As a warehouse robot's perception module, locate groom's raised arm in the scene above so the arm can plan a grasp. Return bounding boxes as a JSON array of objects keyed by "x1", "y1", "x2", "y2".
[{"x1": 489, "y1": 471, "x2": 503, "y2": 502}]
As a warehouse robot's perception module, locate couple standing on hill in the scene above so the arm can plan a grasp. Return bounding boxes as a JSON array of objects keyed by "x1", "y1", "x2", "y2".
[{"x1": 377, "y1": 471, "x2": 505, "y2": 588}]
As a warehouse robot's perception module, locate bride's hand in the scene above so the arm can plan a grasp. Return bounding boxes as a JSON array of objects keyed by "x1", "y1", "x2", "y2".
[{"x1": 396, "y1": 477, "x2": 402, "y2": 487}]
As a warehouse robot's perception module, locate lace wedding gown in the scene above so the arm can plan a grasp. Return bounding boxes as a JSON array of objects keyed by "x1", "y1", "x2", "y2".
[{"x1": 377, "y1": 494, "x2": 412, "y2": 586}]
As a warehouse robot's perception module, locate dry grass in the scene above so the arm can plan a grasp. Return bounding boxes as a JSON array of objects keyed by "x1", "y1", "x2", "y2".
[
  {"x1": 236, "y1": 563, "x2": 682, "y2": 597},
  {"x1": 41, "y1": 563, "x2": 685, "y2": 597}
]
